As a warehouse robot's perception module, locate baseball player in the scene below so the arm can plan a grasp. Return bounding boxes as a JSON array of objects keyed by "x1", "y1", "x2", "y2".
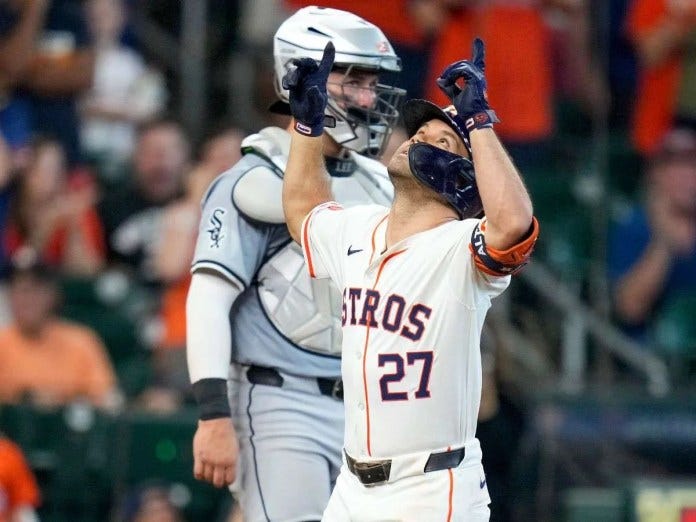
[
  {"x1": 281, "y1": 39, "x2": 539, "y2": 521},
  {"x1": 185, "y1": 7, "x2": 405, "y2": 522}
]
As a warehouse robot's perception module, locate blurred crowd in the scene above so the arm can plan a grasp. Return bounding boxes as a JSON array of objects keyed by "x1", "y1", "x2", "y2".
[{"x1": 0, "y1": 0, "x2": 695, "y2": 521}]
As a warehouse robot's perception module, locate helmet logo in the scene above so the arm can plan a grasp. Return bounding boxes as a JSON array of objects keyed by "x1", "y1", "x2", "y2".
[
  {"x1": 443, "y1": 105, "x2": 458, "y2": 116},
  {"x1": 474, "y1": 113, "x2": 488, "y2": 125},
  {"x1": 377, "y1": 41, "x2": 389, "y2": 53}
]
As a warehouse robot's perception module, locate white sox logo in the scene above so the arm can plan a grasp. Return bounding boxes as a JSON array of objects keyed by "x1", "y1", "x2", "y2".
[{"x1": 207, "y1": 208, "x2": 226, "y2": 248}]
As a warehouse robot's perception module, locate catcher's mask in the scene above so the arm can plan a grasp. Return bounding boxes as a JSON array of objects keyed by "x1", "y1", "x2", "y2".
[
  {"x1": 402, "y1": 99, "x2": 483, "y2": 219},
  {"x1": 272, "y1": 6, "x2": 405, "y2": 158}
]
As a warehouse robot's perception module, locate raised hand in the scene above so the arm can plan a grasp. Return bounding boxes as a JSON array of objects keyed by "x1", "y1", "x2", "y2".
[
  {"x1": 436, "y1": 38, "x2": 499, "y2": 132},
  {"x1": 282, "y1": 41, "x2": 336, "y2": 136}
]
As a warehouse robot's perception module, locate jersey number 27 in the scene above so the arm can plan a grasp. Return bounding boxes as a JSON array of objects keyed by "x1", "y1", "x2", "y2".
[{"x1": 378, "y1": 351, "x2": 433, "y2": 401}]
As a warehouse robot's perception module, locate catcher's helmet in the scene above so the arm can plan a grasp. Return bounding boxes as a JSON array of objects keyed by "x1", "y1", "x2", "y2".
[
  {"x1": 273, "y1": 6, "x2": 405, "y2": 158},
  {"x1": 402, "y1": 99, "x2": 482, "y2": 219}
]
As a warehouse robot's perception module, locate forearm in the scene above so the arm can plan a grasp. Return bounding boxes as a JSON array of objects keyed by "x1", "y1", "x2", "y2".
[
  {"x1": 25, "y1": 50, "x2": 95, "y2": 96},
  {"x1": 614, "y1": 242, "x2": 672, "y2": 323},
  {"x1": 470, "y1": 128, "x2": 533, "y2": 249},
  {"x1": 282, "y1": 129, "x2": 333, "y2": 243},
  {"x1": 186, "y1": 272, "x2": 240, "y2": 383},
  {"x1": 62, "y1": 224, "x2": 104, "y2": 276},
  {"x1": 153, "y1": 207, "x2": 198, "y2": 282},
  {"x1": 0, "y1": 0, "x2": 48, "y2": 81},
  {"x1": 187, "y1": 271, "x2": 241, "y2": 419}
]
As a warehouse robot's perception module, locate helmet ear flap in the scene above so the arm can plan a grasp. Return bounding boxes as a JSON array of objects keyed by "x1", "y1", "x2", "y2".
[{"x1": 408, "y1": 143, "x2": 483, "y2": 219}]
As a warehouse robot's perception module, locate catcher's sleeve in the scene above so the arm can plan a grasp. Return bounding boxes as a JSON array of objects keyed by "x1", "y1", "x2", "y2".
[{"x1": 186, "y1": 271, "x2": 241, "y2": 419}]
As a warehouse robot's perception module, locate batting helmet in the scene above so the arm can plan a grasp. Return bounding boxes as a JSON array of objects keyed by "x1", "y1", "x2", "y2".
[
  {"x1": 273, "y1": 6, "x2": 405, "y2": 158},
  {"x1": 402, "y1": 99, "x2": 483, "y2": 219}
]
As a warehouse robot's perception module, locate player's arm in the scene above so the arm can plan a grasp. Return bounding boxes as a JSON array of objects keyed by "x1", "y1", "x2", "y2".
[
  {"x1": 186, "y1": 269, "x2": 240, "y2": 488},
  {"x1": 437, "y1": 39, "x2": 536, "y2": 259},
  {"x1": 284, "y1": 132, "x2": 333, "y2": 243},
  {"x1": 281, "y1": 43, "x2": 336, "y2": 243},
  {"x1": 468, "y1": 128, "x2": 533, "y2": 250}
]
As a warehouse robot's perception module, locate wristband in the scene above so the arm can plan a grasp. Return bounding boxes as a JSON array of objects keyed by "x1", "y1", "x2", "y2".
[
  {"x1": 293, "y1": 115, "x2": 336, "y2": 137},
  {"x1": 294, "y1": 119, "x2": 324, "y2": 137},
  {"x1": 191, "y1": 378, "x2": 230, "y2": 420},
  {"x1": 465, "y1": 110, "x2": 500, "y2": 131}
]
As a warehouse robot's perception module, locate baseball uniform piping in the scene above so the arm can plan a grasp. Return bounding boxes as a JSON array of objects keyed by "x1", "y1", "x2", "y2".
[
  {"x1": 446, "y1": 445, "x2": 454, "y2": 521},
  {"x1": 302, "y1": 213, "x2": 316, "y2": 278},
  {"x1": 369, "y1": 213, "x2": 389, "y2": 265},
  {"x1": 246, "y1": 383, "x2": 272, "y2": 522},
  {"x1": 363, "y1": 248, "x2": 407, "y2": 456}
]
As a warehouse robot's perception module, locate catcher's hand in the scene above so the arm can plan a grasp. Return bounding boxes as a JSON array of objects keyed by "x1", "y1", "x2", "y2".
[
  {"x1": 282, "y1": 41, "x2": 336, "y2": 136},
  {"x1": 436, "y1": 38, "x2": 499, "y2": 131}
]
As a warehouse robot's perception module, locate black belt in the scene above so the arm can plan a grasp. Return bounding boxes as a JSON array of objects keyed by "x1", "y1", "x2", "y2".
[
  {"x1": 246, "y1": 365, "x2": 343, "y2": 401},
  {"x1": 345, "y1": 447, "x2": 466, "y2": 486}
]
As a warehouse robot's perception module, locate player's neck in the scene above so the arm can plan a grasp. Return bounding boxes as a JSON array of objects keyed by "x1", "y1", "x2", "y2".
[{"x1": 386, "y1": 192, "x2": 458, "y2": 248}]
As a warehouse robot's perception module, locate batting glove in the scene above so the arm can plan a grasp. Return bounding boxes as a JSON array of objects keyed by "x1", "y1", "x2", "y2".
[
  {"x1": 436, "y1": 38, "x2": 500, "y2": 132},
  {"x1": 282, "y1": 41, "x2": 336, "y2": 136}
]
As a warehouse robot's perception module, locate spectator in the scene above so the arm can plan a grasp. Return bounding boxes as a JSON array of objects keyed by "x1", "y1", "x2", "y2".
[
  {"x1": 425, "y1": 0, "x2": 605, "y2": 165},
  {"x1": 0, "y1": 435, "x2": 41, "y2": 522},
  {"x1": 80, "y1": 0, "x2": 167, "y2": 183},
  {"x1": 628, "y1": 0, "x2": 696, "y2": 155},
  {"x1": 608, "y1": 128, "x2": 696, "y2": 341},
  {"x1": 0, "y1": 254, "x2": 120, "y2": 410},
  {"x1": 0, "y1": 0, "x2": 50, "y2": 162},
  {"x1": 2, "y1": 137, "x2": 104, "y2": 277},
  {"x1": 98, "y1": 117, "x2": 190, "y2": 288},
  {"x1": 22, "y1": 0, "x2": 95, "y2": 166}
]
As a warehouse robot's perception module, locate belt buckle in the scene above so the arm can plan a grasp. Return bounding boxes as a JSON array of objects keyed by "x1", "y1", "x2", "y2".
[
  {"x1": 331, "y1": 379, "x2": 343, "y2": 400},
  {"x1": 354, "y1": 460, "x2": 390, "y2": 486}
]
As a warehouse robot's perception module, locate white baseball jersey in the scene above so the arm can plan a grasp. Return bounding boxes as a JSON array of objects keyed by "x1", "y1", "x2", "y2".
[{"x1": 301, "y1": 202, "x2": 510, "y2": 460}]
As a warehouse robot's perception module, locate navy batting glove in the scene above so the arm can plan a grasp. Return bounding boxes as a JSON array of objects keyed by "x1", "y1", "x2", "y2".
[
  {"x1": 436, "y1": 38, "x2": 499, "y2": 132},
  {"x1": 282, "y1": 41, "x2": 336, "y2": 136}
]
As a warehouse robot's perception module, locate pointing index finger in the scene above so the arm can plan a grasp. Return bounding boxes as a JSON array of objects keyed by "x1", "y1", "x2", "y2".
[
  {"x1": 472, "y1": 38, "x2": 485, "y2": 71},
  {"x1": 319, "y1": 41, "x2": 336, "y2": 78}
]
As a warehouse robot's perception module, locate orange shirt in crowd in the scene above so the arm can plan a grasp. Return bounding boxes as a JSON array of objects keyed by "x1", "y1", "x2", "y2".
[
  {"x1": 0, "y1": 438, "x2": 40, "y2": 522},
  {"x1": 0, "y1": 320, "x2": 117, "y2": 407},
  {"x1": 3, "y1": 207, "x2": 105, "y2": 267},
  {"x1": 159, "y1": 274, "x2": 190, "y2": 350},
  {"x1": 426, "y1": 4, "x2": 553, "y2": 143},
  {"x1": 628, "y1": 0, "x2": 685, "y2": 155}
]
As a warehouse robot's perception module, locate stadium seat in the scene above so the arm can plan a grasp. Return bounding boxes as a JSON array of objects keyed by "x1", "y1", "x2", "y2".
[
  {"x1": 561, "y1": 487, "x2": 626, "y2": 522},
  {"x1": 652, "y1": 294, "x2": 696, "y2": 357},
  {"x1": 59, "y1": 277, "x2": 151, "y2": 397}
]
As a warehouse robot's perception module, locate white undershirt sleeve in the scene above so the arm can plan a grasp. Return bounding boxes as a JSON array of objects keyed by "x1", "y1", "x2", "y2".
[{"x1": 186, "y1": 271, "x2": 241, "y2": 383}]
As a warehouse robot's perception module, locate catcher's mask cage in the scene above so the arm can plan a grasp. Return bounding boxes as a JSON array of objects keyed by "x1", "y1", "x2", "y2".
[
  {"x1": 402, "y1": 99, "x2": 483, "y2": 219},
  {"x1": 273, "y1": 6, "x2": 406, "y2": 158}
]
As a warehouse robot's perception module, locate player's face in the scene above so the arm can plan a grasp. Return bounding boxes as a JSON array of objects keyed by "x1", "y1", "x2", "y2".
[
  {"x1": 387, "y1": 119, "x2": 470, "y2": 178},
  {"x1": 327, "y1": 69, "x2": 379, "y2": 110}
]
